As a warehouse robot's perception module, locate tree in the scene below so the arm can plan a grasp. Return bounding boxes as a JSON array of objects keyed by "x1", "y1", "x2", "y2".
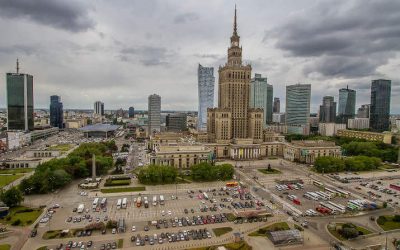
[
  {"x1": 267, "y1": 164, "x2": 271, "y2": 171},
  {"x1": 1, "y1": 187, "x2": 24, "y2": 207}
]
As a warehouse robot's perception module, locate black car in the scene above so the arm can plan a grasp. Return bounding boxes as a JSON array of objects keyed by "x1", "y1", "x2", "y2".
[
  {"x1": 87, "y1": 241, "x2": 93, "y2": 247},
  {"x1": 30, "y1": 229, "x2": 37, "y2": 237}
]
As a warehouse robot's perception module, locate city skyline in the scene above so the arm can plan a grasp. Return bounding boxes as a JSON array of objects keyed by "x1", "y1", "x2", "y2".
[{"x1": 0, "y1": 0, "x2": 399, "y2": 113}]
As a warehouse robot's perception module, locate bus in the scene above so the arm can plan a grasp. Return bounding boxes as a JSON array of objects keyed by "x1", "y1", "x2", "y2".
[
  {"x1": 308, "y1": 192, "x2": 320, "y2": 201},
  {"x1": 159, "y1": 195, "x2": 165, "y2": 205},
  {"x1": 152, "y1": 195, "x2": 157, "y2": 206},
  {"x1": 328, "y1": 201, "x2": 346, "y2": 213},
  {"x1": 324, "y1": 187, "x2": 337, "y2": 197},
  {"x1": 136, "y1": 196, "x2": 142, "y2": 208},
  {"x1": 336, "y1": 189, "x2": 350, "y2": 198},
  {"x1": 319, "y1": 202, "x2": 338, "y2": 214},
  {"x1": 226, "y1": 181, "x2": 238, "y2": 187},
  {"x1": 92, "y1": 198, "x2": 99, "y2": 210},
  {"x1": 117, "y1": 199, "x2": 122, "y2": 209},
  {"x1": 100, "y1": 198, "x2": 107, "y2": 208},
  {"x1": 122, "y1": 198, "x2": 127, "y2": 209},
  {"x1": 313, "y1": 180, "x2": 324, "y2": 188}
]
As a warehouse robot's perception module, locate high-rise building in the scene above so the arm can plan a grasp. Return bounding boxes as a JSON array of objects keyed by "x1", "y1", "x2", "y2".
[
  {"x1": 94, "y1": 101, "x2": 104, "y2": 116},
  {"x1": 166, "y1": 113, "x2": 187, "y2": 132},
  {"x1": 128, "y1": 107, "x2": 135, "y2": 118},
  {"x1": 273, "y1": 97, "x2": 280, "y2": 113},
  {"x1": 319, "y1": 96, "x2": 336, "y2": 123},
  {"x1": 197, "y1": 64, "x2": 215, "y2": 131},
  {"x1": 357, "y1": 104, "x2": 370, "y2": 118},
  {"x1": 50, "y1": 95, "x2": 63, "y2": 129},
  {"x1": 148, "y1": 94, "x2": 161, "y2": 134},
  {"x1": 6, "y1": 60, "x2": 34, "y2": 131},
  {"x1": 338, "y1": 86, "x2": 356, "y2": 124},
  {"x1": 285, "y1": 84, "x2": 311, "y2": 134},
  {"x1": 207, "y1": 6, "x2": 263, "y2": 142},
  {"x1": 249, "y1": 73, "x2": 273, "y2": 126},
  {"x1": 370, "y1": 79, "x2": 391, "y2": 132}
]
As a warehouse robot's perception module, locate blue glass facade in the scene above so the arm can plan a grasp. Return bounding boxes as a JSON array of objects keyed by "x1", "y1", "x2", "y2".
[{"x1": 50, "y1": 95, "x2": 63, "y2": 128}]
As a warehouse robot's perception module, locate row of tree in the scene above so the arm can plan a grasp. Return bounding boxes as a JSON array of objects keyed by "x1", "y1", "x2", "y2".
[
  {"x1": 314, "y1": 156, "x2": 382, "y2": 173},
  {"x1": 19, "y1": 141, "x2": 116, "y2": 194},
  {"x1": 137, "y1": 165, "x2": 178, "y2": 185},
  {"x1": 191, "y1": 163, "x2": 234, "y2": 182},
  {"x1": 341, "y1": 141, "x2": 398, "y2": 162}
]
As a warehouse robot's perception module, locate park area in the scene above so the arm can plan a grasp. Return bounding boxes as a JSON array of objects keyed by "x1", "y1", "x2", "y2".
[
  {"x1": 0, "y1": 206, "x2": 43, "y2": 226},
  {"x1": 327, "y1": 223, "x2": 372, "y2": 241},
  {"x1": 377, "y1": 215, "x2": 400, "y2": 231},
  {"x1": 0, "y1": 174, "x2": 24, "y2": 188}
]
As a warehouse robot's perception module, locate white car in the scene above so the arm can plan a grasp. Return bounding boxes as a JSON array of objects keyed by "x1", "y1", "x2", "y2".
[
  {"x1": 131, "y1": 226, "x2": 136, "y2": 232},
  {"x1": 112, "y1": 228, "x2": 116, "y2": 234},
  {"x1": 161, "y1": 210, "x2": 165, "y2": 216},
  {"x1": 168, "y1": 210, "x2": 172, "y2": 215}
]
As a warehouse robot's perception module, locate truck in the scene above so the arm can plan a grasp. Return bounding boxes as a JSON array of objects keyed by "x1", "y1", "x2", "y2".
[
  {"x1": 136, "y1": 196, "x2": 142, "y2": 208},
  {"x1": 77, "y1": 204, "x2": 85, "y2": 213},
  {"x1": 122, "y1": 198, "x2": 127, "y2": 209},
  {"x1": 159, "y1": 195, "x2": 165, "y2": 205},
  {"x1": 117, "y1": 199, "x2": 122, "y2": 210},
  {"x1": 152, "y1": 195, "x2": 157, "y2": 206},
  {"x1": 92, "y1": 198, "x2": 99, "y2": 210}
]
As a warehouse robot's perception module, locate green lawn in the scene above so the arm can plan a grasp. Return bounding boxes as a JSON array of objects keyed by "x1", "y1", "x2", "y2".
[
  {"x1": 0, "y1": 244, "x2": 11, "y2": 250},
  {"x1": 248, "y1": 222, "x2": 290, "y2": 236},
  {"x1": 188, "y1": 240, "x2": 251, "y2": 250},
  {"x1": 377, "y1": 216, "x2": 400, "y2": 231},
  {"x1": 117, "y1": 239, "x2": 124, "y2": 248},
  {"x1": 100, "y1": 186, "x2": 146, "y2": 193},
  {"x1": 0, "y1": 169, "x2": 34, "y2": 174},
  {"x1": 0, "y1": 206, "x2": 43, "y2": 226},
  {"x1": 0, "y1": 175, "x2": 23, "y2": 188},
  {"x1": 104, "y1": 179, "x2": 131, "y2": 186},
  {"x1": 48, "y1": 144, "x2": 73, "y2": 152},
  {"x1": 42, "y1": 228, "x2": 82, "y2": 239},
  {"x1": 257, "y1": 168, "x2": 282, "y2": 175},
  {"x1": 328, "y1": 223, "x2": 372, "y2": 241},
  {"x1": 213, "y1": 227, "x2": 233, "y2": 237}
]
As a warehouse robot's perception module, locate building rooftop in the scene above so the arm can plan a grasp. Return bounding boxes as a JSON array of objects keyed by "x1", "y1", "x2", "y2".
[
  {"x1": 290, "y1": 140, "x2": 337, "y2": 147},
  {"x1": 79, "y1": 124, "x2": 121, "y2": 132}
]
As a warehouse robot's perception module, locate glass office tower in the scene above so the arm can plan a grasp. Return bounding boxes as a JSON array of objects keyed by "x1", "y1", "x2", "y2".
[
  {"x1": 50, "y1": 95, "x2": 63, "y2": 128},
  {"x1": 370, "y1": 79, "x2": 391, "y2": 132},
  {"x1": 197, "y1": 64, "x2": 215, "y2": 131},
  {"x1": 338, "y1": 86, "x2": 356, "y2": 124},
  {"x1": 249, "y1": 73, "x2": 273, "y2": 126},
  {"x1": 7, "y1": 73, "x2": 34, "y2": 131}
]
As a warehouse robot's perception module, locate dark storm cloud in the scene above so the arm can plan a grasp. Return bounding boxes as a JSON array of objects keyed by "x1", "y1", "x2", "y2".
[
  {"x1": 173, "y1": 12, "x2": 199, "y2": 24},
  {"x1": 272, "y1": 0, "x2": 400, "y2": 78},
  {"x1": 120, "y1": 46, "x2": 175, "y2": 66},
  {"x1": 0, "y1": 0, "x2": 94, "y2": 32}
]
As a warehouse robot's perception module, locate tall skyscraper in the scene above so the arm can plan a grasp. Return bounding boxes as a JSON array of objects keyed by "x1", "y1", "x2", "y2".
[
  {"x1": 273, "y1": 97, "x2": 280, "y2": 113},
  {"x1": 6, "y1": 60, "x2": 34, "y2": 131},
  {"x1": 370, "y1": 79, "x2": 391, "y2": 132},
  {"x1": 50, "y1": 95, "x2": 63, "y2": 129},
  {"x1": 94, "y1": 101, "x2": 104, "y2": 116},
  {"x1": 357, "y1": 104, "x2": 370, "y2": 118},
  {"x1": 128, "y1": 106, "x2": 135, "y2": 118},
  {"x1": 197, "y1": 64, "x2": 215, "y2": 131},
  {"x1": 285, "y1": 84, "x2": 311, "y2": 134},
  {"x1": 338, "y1": 86, "x2": 356, "y2": 124},
  {"x1": 148, "y1": 94, "x2": 161, "y2": 134},
  {"x1": 319, "y1": 96, "x2": 336, "y2": 123},
  {"x1": 207, "y1": 6, "x2": 263, "y2": 142},
  {"x1": 249, "y1": 73, "x2": 273, "y2": 126}
]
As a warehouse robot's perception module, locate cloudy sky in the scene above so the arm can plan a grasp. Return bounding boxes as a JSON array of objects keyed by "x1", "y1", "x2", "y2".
[{"x1": 0, "y1": 0, "x2": 399, "y2": 113}]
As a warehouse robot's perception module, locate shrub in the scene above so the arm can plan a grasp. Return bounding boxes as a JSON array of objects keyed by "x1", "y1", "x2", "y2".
[
  {"x1": 11, "y1": 219, "x2": 21, "y2": 226},
  {"x1": 377, "y1": 216, "x2": 387, "y2": 225},
  {"x1": 393, "y1": 215, "x2": 400, "y2": 222}
]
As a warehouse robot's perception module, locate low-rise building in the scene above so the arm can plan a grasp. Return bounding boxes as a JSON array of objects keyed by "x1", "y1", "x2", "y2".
[
  {"x1": 318, "y1": 123, "x2": 346, "y2": 136},
  {"x1": 347, "y1": 118, "x2": 370, "y2": 130},
  {"x1": 2, "y1": 158, "x2": 42, "y2": 168},
  {"x1": 148, "y1": 144, "x2": 212, "y2": 168},
  {"x1": 25, "y1": 149, "x2": 61, "y2": 158},
  {"x1": 283, "y1": 140, "x2": 341, "y2": 164},
  {"x1": 337, "y1": 129, "x2": 392, "y2": 144}
]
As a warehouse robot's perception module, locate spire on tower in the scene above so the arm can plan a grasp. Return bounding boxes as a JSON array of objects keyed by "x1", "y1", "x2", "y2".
[
  {"x1": 16, "y1": 58, "x2": 19, "y2": 74},
  {"x1": 233, "y1": 4, "x2": 238, "y2": 36}
]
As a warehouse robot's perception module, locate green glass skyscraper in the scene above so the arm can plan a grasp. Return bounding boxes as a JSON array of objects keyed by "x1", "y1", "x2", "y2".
[
  {"x1": 249, "y1": 73, "x2": 273, "y2": 126},
  {"x1": 6, "y1": 62, "x2": 34, "y2": 131},
  {"x1": 370, "y1": 79, "x2": 391, "y2": 132}
]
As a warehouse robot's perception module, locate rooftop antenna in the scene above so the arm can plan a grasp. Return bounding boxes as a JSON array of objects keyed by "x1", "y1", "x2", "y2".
[{"x1": 16, "y1": 58, "x2": 20, "y2": 74}]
